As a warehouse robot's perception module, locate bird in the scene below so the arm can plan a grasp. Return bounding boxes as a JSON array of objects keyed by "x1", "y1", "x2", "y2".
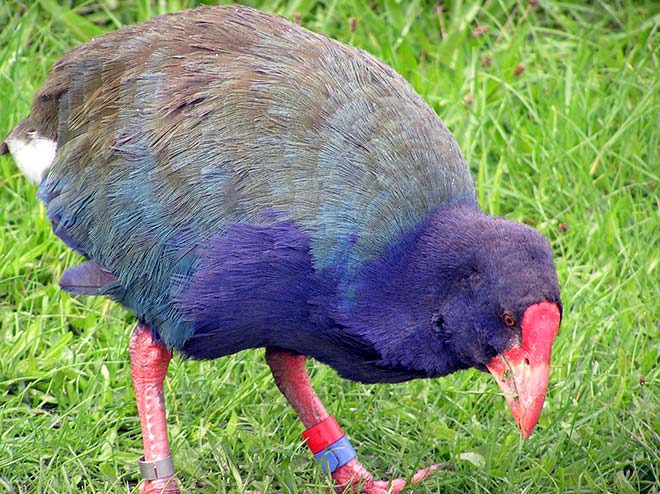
[{"x1": 2, "y1": 4, "x2": 562, "y2": 494}]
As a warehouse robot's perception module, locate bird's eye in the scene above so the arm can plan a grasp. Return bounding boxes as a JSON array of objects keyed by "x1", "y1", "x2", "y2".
[{"x1": 502, "y1": 313, "x2": 516, "y2": 327}]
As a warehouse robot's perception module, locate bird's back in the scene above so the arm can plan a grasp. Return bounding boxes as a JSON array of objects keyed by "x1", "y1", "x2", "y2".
[{"x1": 12, "y1": 5, "x2": 476, "y2": 349}]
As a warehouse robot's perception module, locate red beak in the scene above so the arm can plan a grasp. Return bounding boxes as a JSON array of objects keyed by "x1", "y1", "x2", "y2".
[{"x1": 486, "y1": 301, "x2": 561, "y2": 439}]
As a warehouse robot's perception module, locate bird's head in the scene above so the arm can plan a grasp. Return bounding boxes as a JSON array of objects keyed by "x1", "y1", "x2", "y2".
[
  {"x1": 352, "y1": 204, "x2": 561, "y2": 439},
  {"x1": 423, "y1": 206, "x2": 562, "y2": 438}
]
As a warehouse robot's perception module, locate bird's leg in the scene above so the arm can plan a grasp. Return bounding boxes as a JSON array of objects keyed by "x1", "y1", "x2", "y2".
[
  {"x1": 129, "y1": 323, "x2": 180, "y2": 494},
  {"x1": 265, "y1": 348, "x2": 439, "y2": 494}
]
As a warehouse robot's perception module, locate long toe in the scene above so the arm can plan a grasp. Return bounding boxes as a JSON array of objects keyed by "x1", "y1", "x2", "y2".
[{"x1": 410, "y1": 464, "x2": 443, "y2": 483}]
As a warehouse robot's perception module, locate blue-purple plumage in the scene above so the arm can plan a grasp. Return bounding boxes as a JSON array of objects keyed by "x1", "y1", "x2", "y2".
[{"x1": 9, "y1": 5, "x2": 560, "y2": 384}]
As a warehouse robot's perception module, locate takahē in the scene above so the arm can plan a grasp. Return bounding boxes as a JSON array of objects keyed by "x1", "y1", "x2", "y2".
[{"x1": 3, "y1": 5, "x2": 562, "y2": 494}]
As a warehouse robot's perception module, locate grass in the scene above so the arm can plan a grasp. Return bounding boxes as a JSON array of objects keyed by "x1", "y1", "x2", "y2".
[{"x1": 0, "y1": 0, "x2": 659, "y2": 493}]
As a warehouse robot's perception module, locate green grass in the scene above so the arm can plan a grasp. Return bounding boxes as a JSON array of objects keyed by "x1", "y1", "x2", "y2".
[{"x1": 1, "y1": 0, "x2": 659, "y2": 493}]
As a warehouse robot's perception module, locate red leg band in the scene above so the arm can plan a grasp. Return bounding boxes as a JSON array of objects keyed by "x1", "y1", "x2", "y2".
[{"x1": 303, "y1": 416, "x2": 345, "y2": 454}]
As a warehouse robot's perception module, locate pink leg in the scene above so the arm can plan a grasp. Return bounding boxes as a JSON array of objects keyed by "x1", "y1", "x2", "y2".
[
  {"x1": 265, "y1": 349, "x2": 440, "y2": 494},
  {"x1": 129, "y1": 323, "x2": 180, "y2": 494}
]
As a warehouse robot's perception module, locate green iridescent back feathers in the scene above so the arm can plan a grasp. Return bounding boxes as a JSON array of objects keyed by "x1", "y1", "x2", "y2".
[{"x1": 33, "y1": 5, "x2": 476, "y2": 347}]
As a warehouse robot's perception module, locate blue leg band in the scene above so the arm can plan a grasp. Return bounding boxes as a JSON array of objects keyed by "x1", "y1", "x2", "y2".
[{"x1": 313, "y1": 436, "x2": 357, "y2": 474}]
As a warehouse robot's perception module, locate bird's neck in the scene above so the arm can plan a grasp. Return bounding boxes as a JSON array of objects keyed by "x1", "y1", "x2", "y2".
[{"x1": 337, "y1": 203, "x2": 487, "y2": 380}]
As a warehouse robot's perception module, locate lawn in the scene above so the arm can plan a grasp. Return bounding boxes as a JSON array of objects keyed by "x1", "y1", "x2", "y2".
[{"x1": 0, "y1": 0, "x2": 658, "y2": 493}]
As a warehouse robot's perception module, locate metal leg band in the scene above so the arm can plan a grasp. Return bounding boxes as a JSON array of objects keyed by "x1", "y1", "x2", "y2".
[{"x1": 139, "y1": 455, "x2": 176, "y2": 480}]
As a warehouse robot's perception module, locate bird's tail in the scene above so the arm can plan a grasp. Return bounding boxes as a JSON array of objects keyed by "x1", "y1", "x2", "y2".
[{"x1": 2, "y1": 116, "x2": 57, "y2": 183}]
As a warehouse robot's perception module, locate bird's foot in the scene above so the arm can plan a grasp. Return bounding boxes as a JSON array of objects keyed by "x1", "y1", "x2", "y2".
[
  {"x1": 138, "y1": 476, "x2": 180, "y2": 494},
  {"x1": 332, "y1": 458, "x2": 441, "y2": 493}
]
